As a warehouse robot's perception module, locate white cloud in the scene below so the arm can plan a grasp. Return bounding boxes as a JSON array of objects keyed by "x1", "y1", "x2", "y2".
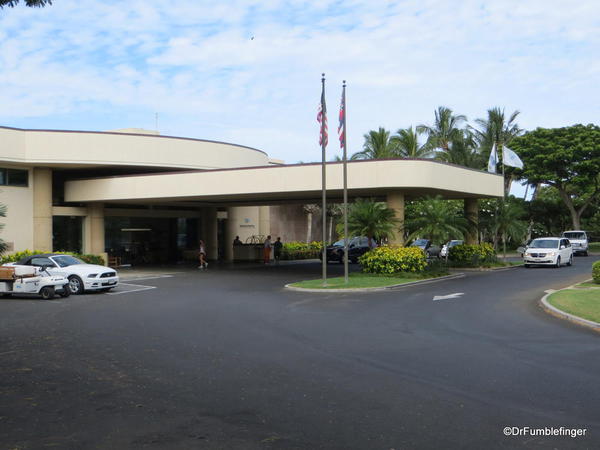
[{"x1": 0, "y1": 0, "x2": 598, "y2": 162}]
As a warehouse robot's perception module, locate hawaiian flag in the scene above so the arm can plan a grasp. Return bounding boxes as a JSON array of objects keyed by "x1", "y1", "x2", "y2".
[
  {"x1": 317, "y1": 83, "x2": 328, "y2": 147},
  {"x1": 338, "y1": 86, "x2": 345, "y2": 148}
]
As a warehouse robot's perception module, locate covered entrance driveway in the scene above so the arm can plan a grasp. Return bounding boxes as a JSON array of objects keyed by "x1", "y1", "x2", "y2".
[{"x1": 63, "y1": 159, "x2": 503, "y2": 262}]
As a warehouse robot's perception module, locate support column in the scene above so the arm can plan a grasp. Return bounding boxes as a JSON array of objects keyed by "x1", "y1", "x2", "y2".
[
  {"x1": 204, "y1": 207, "x2": 218, "y2": 261},
  {"x1": 33, "y1": 168, "x2": 53, "y2": 251},
  {"x1": 258, "y1": 206, "x2": 270, "y2": 237},
  {"x1": 87, "y1": 203, "x2": 106, "y2": 264},
  {"x1": 464, "y1": 198, "x2": 479, "y2": 245},
  {"x1": 387, "y1": 192, "x2": 405, "y2": 246}
]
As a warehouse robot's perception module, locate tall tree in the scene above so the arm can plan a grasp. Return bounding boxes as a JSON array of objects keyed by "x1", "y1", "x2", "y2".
[
  {"x1": 417, "y1": 106, "x2": 467, "y2": 153},
  {"x1": 303, "y1": 204, "x2": 320, "y2": 243},
  {"x1": 347, "y1": 198, "x2": 398, "y2": 247},
  {"x1": 491, "y1": 198, "x2": 528, "y2": 260},
  {"x1": 351, "y1": 127, "x2": 398, "y2": 160},
  {"x1": 511, "y1": 124, "x2": 600, "y2": 229},
  {"x1": 390, "y1": 126, "x2": 431, "y2": 158},
  {"x1": 0, "y1": 0, "x2": 51, "y2": 7},
  {"x1": 473, "y1": 107, "x2": 524, "y2": 193}
]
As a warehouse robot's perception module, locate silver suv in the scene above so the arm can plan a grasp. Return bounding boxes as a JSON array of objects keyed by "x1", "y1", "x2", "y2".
[{"x1": 561, "y1": 230, "x2": 589, "y2": 256}]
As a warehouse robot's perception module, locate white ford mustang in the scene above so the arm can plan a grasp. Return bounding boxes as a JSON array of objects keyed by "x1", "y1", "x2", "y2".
[{"x1": 11, "y1": 253, "x2": 119, "y2": 294}]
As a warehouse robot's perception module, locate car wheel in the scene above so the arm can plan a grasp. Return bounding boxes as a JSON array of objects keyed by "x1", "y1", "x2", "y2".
[
  {"x1": 59, "y1": 284, "x2": 71, "y2": 298},
  {"x1": 524, "y1": 264, "x2": 530, "y2": 268},
  {"x1": 555, "y1": 256, "x2": 561, "y2": 268},
  {"x1": 583, "y1": 251, "x2": 589, "y2": 256},
  {"x1": 40, "y1": 286, "x2": 55, "y2": 300},
  {"x1": 567, "y1": 255, "x2": 573, "y2": 266},
  {"x1": 68, "y1": 275, "x2": 84, "y2": 295}
]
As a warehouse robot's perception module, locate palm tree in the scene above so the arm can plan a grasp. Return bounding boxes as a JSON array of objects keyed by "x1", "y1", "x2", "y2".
[
  {"x1": 303, "y1": 204, "x2": 320, "y2": 243},
  {"x1": 326, "y1": 203, "x2": 343, "y2": 243},
  {"x1": 406, "y1": 196, "x2": 468, "y2": 245},
  {"x1": 390, "y1": 126, "x2": 431, "y2": 158},
  {"x1": 435, "y1": 129, "x2": 485, "y2": 169},
  {"x1": 417, "y1": 106, "x2": 467, "y2": 154},
  {"x1": 351, "y1": 127, "x2": 398, "y2": 160},
  {"x1": 0, "y1": 204, "x2": 7, "y2": 254},
  {"x1": 0, "y1": 0, "x2": 51, "y2": 7},
  {"x1": 490, "y1": 198, "x2": 527, "y2": 260},
  {"x1": 473, "y1": 107, "x2": 523, "y2": 193},
  {"x1": 347, "y1": 198, "x2": 398, "y2": 247}
]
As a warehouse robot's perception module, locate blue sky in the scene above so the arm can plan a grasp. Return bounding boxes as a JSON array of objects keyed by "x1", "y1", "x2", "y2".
[{"x1": 0, "y1": 0, "x2": 598, "y2": 169}]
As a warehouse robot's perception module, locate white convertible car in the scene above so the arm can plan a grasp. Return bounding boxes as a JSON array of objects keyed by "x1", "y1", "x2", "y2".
[{"x1": 11, "y1": 253, "x2": 119, "y2": 294}]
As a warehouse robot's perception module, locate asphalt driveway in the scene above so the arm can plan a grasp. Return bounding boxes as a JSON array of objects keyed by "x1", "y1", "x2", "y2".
[{"x1": 1, "y1": 258, "x2": 599, "y2": 449}]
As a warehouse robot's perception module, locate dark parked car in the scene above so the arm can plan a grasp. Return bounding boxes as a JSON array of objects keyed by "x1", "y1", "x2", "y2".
[
  {"x1": 410, "y1": 238, "x2": 441, "y2": 258},
  {"x1": 320, "y1": 236, "x2": 373, "y2": 263}
]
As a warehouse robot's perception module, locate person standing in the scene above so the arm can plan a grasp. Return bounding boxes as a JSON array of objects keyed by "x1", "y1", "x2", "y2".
[
  {"x1": 263, "y1": 235, "x2": 272, "y2": 264},
  {"x1": 198, "y1": 240, "x2": 207, "y2": 269},
  {"x1": 233, "y1": 236, "x2": 242, "y2": 246},
  {"x1": 273, "y1": 237, "x2": 283, "y2": 264}
]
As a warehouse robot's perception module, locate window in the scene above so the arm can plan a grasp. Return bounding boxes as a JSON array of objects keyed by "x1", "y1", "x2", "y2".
[
  {"x1": 0, "y1": 168, "x2": 29, "y2": 187},
  {"x1": 30, "y1": 257, "x2": 56, "y2": 267}
]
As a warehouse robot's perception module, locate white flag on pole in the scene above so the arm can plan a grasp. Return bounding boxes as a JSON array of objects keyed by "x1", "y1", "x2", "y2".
[
  {"x1": 487, "y1": 143, "x2": 498, "y2": 173},
  {"x1": 502, "y1": 146, "x2": 524, "y2": 169}
]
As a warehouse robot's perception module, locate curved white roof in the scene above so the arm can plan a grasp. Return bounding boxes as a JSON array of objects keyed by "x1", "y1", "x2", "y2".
[{"x1": 0, "y1": 126, "x2": 268, "y2": 170}]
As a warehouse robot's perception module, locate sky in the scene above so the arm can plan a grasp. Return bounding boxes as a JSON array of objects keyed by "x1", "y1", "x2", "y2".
[{"x1": 0, "y1": 0, "x2": 598, "y2": 168}]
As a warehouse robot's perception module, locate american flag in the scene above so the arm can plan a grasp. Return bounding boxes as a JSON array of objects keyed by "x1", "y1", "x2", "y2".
[
  {"x1": 338, "y1": 87, "x2": 345, "y2": 148},
  {"x1": 317, "y1": 84, "x2": 328, "y2": 147}
]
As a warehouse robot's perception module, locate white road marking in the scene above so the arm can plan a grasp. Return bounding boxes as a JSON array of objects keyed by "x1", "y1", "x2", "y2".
[
  {"x1": 433, "y1": 292, "x2": 464, "y2": 301},
  {"x1": 107, "y1": 283, "x2": 157, "y2": 295}
]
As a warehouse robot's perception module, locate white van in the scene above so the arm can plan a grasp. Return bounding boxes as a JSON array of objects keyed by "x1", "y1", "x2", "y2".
[{"x1": 561, "y1": 230, "x2": 589, "y2": 256}]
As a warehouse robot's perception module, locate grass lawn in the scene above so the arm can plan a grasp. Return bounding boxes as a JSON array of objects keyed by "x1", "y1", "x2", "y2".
[
  {"x1": 588, "y1": 242, "x2": 600, "y2": 251},
  {"x1": 289, "y1": 272, "x2": 442, "y2": 289},
  {"x1": 547, "y1": 289, "x2": 600, "y2": 323},
  {"x1": 575, "y1": 281, "x2": 600, "y2": 288}
]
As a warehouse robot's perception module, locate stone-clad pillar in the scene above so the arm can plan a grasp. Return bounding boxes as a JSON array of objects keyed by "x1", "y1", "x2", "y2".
[
  {"x1": 33, "y1": 168, "x2": 53, "y2": 251},
  {"x1": 87, "y1": 203, "x2": 106, "y2": 263},
  {"x1": 464, "y1": 198, "x2": 479, "y2": 245},
  {"x1": 386, "y1": 192, "x2": 405, "y2": 246}
]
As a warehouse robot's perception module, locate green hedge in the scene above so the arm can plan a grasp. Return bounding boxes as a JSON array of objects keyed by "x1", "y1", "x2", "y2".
[
  {"x1": 280, "y1": 241, "x2": 323, "y2": 260},
  {"x1": 593, "y1": 261, "x2": 600, "y2": 284},
  {"x1": 359, "y1": 246, "x2": 427, "y2": 274},
  {"x1": 0, "y1": 250, "x2": 105, "y2": 266},
  {"x1": 448, "y1": 243, "x2": 497, "y2": 267}
]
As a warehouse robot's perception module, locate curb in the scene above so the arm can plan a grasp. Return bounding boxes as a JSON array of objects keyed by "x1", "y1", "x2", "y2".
[
  {"x1": 455, "y1": 264, "x2": 523, "y2": 272},
  {"x1": 539, "y1": 280, "x2": 600, "y2": 332},
  {"x1": 284, "y1": 273, "x2": 465, "y2": 293}
]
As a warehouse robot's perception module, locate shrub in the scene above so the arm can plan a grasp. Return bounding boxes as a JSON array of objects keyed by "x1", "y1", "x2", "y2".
[
  {"x1": 593, "y1": 261, "x2": 600, "y2": 284},
  {"x1": 281, "y1": 241, "x2": 323, "y2": 260},
  {"x1": 359, "y1": 246, "x2": 427, "y2": 274},
  {"x1": 448, "y1": 243, "x2": 497, "y2": 267},
  {"x1": 0, "y1": 250, "x2": 105, "y2": 266}
]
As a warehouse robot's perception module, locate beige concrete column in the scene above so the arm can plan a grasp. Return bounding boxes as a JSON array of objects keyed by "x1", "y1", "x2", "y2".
[
  {"x1": 204, "y1": 207, "x2": 218, "y2": 260},
  {"x1": 33, "y1": 168, "x2": 53, "y2": 251},
  {"x1": 464, "y1": 198, "x2": 479, "y2": 245},
  {"x1": 386, "y1": 191, "x2": 405, "y2": 246},
  {"x1": 87, "y1": 203, "x2": 107, "y2": 263},
  {"x1": 258, "y1": 206, "x2": 270, "y2": 237},
  {"x1": 225, "y1": 208, "x2": 236, "y2": 261}
]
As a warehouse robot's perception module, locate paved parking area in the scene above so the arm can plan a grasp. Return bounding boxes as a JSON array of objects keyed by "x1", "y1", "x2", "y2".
[{"x1": 1, "y1": 258, "x2": 599, "y2": 449}]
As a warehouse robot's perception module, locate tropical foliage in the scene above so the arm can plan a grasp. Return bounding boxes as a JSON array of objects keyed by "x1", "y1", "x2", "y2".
[
  {"x1": 390, "y1": 127, "x2": 431, "y2": 158},
  {"x1": 592, "y1": 261, "x2": 600, "y2": 284},
  {"x1": 417, "y1": 106, "x2": 467, "y2": 152},
  {"x1": 347, "y1": 198, "x2": 398, "y2": 246},
  {"x1": 448, "y1": 243, "x2": 497, "y2": 267},
  {"x1": 280, "y1": 241, "x2": 322, "y2": 260},
  {"x1": 405, "y1": 196, "x2": 467, "y2": 245},
  {"x1": 359, "y1": 246, "x2": 427, "y2": 274},
  {"x1": 351, "y1": 127, "x2": 398, "y2": 160}
]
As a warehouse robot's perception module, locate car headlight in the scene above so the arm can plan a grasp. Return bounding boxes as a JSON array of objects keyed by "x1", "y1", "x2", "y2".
[
  {"x1": 87, "y1": 273, "x2": 98, "y2": 278},
  {"x1": 546, "y1": 252, "x2": 556, "y2": 257}
]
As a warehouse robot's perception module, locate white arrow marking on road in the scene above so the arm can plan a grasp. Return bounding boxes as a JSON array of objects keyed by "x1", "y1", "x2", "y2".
[{"x1": 433, "y1": 292, "x2": 464, "y2": 301}]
